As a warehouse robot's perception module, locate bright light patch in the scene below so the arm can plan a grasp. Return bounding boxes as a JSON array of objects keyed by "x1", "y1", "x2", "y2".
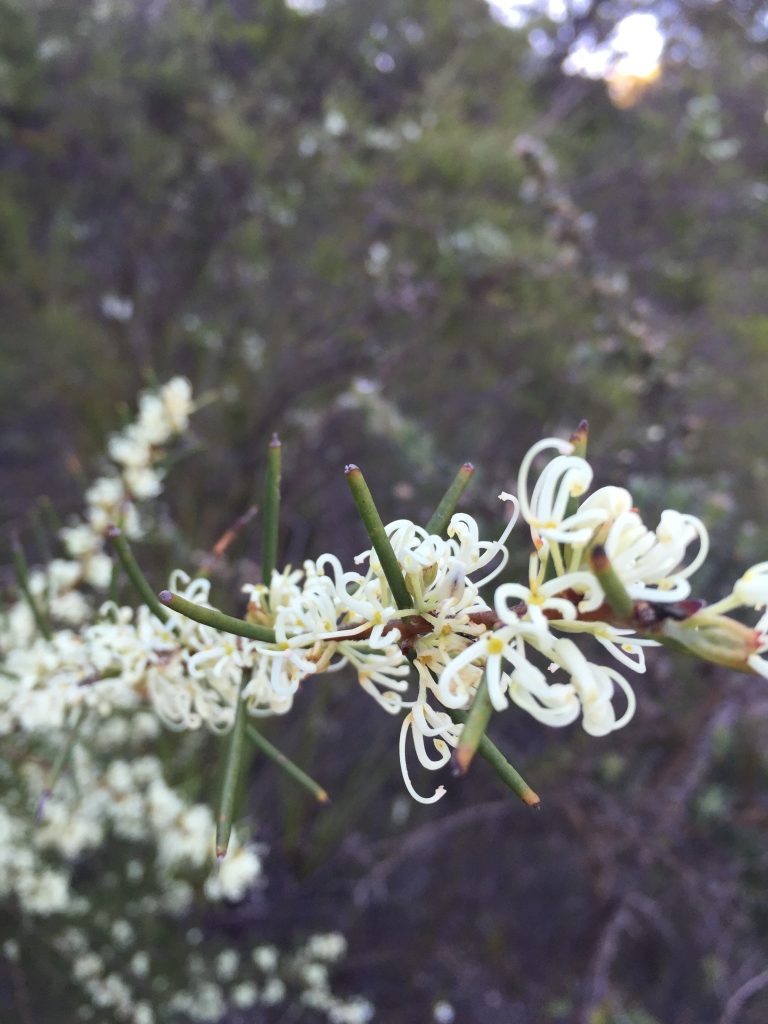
[
  {"x1": 564, "y1": 13, "x2": 664, "y2": 81},
  {"x1": 489, "y1": 3, "x2": 665, "y2": 108},
  {"x1": 488, "y1": 0, "x2": 590, "y2": 30},
  {"x1": 284, "y1": 0, "x2": 326, "y2": 13}
]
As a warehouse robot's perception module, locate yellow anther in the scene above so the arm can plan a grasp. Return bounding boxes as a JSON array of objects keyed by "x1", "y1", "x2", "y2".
[{"x1": 487, "y1": 635, "x2": 505, "y2": 655}]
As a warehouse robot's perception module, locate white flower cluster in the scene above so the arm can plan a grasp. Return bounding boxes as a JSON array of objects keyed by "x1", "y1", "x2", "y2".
[
  {"x1": 9, "y1": 425, "x2": 765, "y2": 810},
  {"x1": 138, "y1": 433, "x2": 735, "y2": 806},
  {"x1": 9, "y1": 377, "x2": 195, "y2": 638},
  {"x1": 0, "y1": 714, "x2": 367, "y2": 1024},
  {"x1": 161, "y1": 934, "x2": 371, "y2": 1024},
  {"x1": 4, "y1": 376, "x2": 766, "y2": 823},
  {"x1": 394, "y1": 437, "x2": 710, "y2": 802},
  {"x1": 0, "y1": 377, "x2": 193, "y2": 684},
  {"x1": 43, "y1": 906, "x2": 368, "y2": 1024},
  {"x1": 0, "y1": 377, "x2": 377, "y2": 1024},
  {"x1": 0, "y1": 724, "x2": 261, "y2": 920},
  {"x1": 180, "y1": 434, "x2": 713, "y2": 805}
]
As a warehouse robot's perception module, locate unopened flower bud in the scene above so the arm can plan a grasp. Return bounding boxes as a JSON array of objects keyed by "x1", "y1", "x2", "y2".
[{"x1": 661, "y1": 613, "x2": 760, "y2": 670}]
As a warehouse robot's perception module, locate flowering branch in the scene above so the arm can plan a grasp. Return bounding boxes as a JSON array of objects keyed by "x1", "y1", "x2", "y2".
[{"x1": 7, "y1": 375, "x2": 768, "y2": 825}]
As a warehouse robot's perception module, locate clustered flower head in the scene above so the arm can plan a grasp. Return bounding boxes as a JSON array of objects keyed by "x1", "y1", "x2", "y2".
[
  {"x1": 5, "y1": 387, "x2": 768, "y2": 825},
  {"x1": 147, "y1": 425, "x2": 761, "y2": 806}
]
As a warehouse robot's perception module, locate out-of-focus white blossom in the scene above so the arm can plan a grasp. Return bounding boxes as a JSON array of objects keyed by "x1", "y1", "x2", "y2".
[{"x1": 204, "y1": 836, "x2": 263, "y2": 901}]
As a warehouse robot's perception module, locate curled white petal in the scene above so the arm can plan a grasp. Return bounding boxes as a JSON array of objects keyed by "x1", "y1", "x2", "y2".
[{"x1": 399, "y1": 714, "x2": 447, "y2": 805}]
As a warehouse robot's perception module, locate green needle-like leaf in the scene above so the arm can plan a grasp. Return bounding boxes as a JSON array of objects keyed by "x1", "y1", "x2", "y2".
[
  {"x1": 108, "y1": 557, "x2": 120, "y2": 604},
  {"x1": 38, "y1": 495, "x2": 62, "y2": 533},
  {"x1": 447, "y1": 707, "x2": 540, "y2": 806},
  {"x1": 261, "y1": 433, "x2": 282, "y2": 589},
  {"x1": 425, "y1": 462, "x2": 475, "y2": 537},
  {"x1": 107, "y1": 526, "x2": 169, "y2": 623},
  {"x1": 11, "y1": 537, "x2": 51, "y2": 640},
  {"x1": 159, "y1": 590, "x2": 276, "y2": 643},
  {"x1": 216, "y1": 688, "x2": 248, "y2": 859},
  {"x1": 589, "y1": 544, "x2": 634, "y2": 620},
  {"x1": 454, "y1": 672, "x2": 493, "y2": 775},
  {"x1": 344, "y1": 464, "x2": 413, "y2": 611},
  {"x1": 28, "y1": 505, "x2": 52, "y2": 564},
  {"x1": 37, "y1": 707, "x2": 87, "y2": 820},
  {"x1": 565, "y1": 419, "x2": 589, "y2": 520},
  {"x1": 246, "y1": 724, "x2": 329, "y2": 804}
]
